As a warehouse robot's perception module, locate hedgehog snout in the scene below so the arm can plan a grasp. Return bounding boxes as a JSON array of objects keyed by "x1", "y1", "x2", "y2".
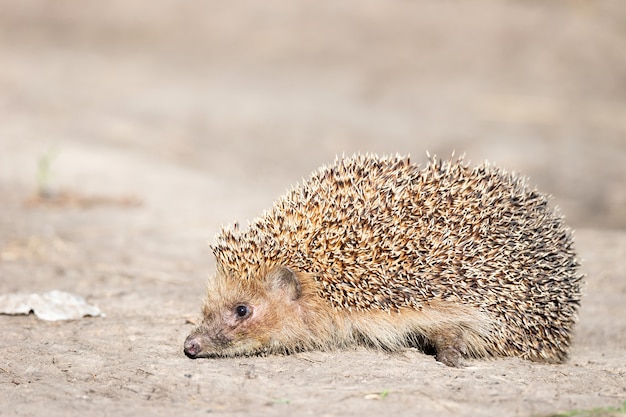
[
  {"x1": 183, "y1": 334, "x2": 202, "y2": 358},
  {"x1": 184, "y1": 323, "x2": 235, "y2": 358}
]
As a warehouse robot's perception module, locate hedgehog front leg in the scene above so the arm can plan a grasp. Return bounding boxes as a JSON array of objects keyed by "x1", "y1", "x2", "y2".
[{"x1": 429, "y1": 327, "x2": 470, "y2": 367}]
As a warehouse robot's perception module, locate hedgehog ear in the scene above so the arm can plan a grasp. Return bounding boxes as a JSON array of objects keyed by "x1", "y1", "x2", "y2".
[{"x1": 266, "y1": 266, "x2": 302, "y2": 301}]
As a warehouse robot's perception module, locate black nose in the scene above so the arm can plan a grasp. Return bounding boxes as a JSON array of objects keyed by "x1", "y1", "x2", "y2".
[{"x1": 184, "y1": 336, "x2": 201, "y2": 359}]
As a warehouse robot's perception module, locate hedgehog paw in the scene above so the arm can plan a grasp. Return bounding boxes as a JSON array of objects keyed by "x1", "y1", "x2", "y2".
[
  {"x1": 431, "y1": 329, "x2": 469, "y2": 367},
  {"x1": 435, "y1": 345, "x2": 466, "y2": 367}
]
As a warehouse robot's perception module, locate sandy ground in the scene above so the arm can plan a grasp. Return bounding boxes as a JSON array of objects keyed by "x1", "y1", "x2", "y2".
[{"x1": 1, "y1": 1, "x2": 625, "y2": 416}]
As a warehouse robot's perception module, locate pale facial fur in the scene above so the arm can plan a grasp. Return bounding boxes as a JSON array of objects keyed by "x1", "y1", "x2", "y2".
[{"x1": 184, "y1": 266, "x2": 323, "y2": 358}]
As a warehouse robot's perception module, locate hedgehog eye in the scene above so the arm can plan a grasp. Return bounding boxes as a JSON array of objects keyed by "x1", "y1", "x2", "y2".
[{"x1": 234, "y1": 304, "x2": 251, "y2": 319}]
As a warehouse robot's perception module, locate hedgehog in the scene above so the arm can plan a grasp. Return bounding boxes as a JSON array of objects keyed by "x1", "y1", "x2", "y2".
[{"x1": 184, "y1": 154, "x2": 583, "y2": 367}]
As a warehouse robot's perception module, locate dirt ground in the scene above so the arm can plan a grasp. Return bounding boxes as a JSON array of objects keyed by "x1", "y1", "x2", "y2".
[{"x1": 1, "y1": 1, "x2": 625, "y2": 416}]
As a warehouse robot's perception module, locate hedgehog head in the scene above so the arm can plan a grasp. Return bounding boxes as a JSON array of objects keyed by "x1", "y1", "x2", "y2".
[{"x1": 183, "y1": 265, "x2": 305, "y2": 358}]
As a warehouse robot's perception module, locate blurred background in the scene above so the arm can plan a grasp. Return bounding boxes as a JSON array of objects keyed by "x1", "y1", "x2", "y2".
[{"x1": 1, "y1": 0, "x2": 625, "y2": 231}]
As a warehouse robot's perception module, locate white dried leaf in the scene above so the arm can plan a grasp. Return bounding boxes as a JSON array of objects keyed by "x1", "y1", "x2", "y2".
[{"x1": 0, "y1": 290, "x2": 104, "y2": 321}]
